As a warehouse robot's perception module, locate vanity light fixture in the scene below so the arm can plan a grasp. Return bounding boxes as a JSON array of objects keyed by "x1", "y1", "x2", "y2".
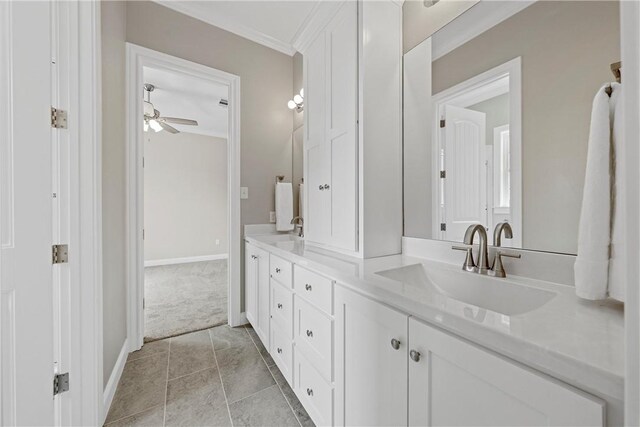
[
  {"x1": 288, "y1": 88, "x2": 304, "y2": 112},
  {"x1": 423, "y1": 0, "x2": 440, "y2": 7}
]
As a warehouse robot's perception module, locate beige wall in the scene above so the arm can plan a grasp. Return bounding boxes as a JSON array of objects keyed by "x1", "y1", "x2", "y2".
[
  {"x1": 292, "y1": 52, "x2": 304, "y2": 217},
  {"x1": 403, "y1": 0, "x2": 478, "y2": 53},
  {"x1": 468, "y1": 93, "x2": 509, "y2": 148},
  {"x1": 431, "y1": 1, "x2": 620, "y2": 254},
  {"x1": 144, "y1": 132, "x2": 228, "y2": 261},
  {"x1": 101, "y1": 0, "x2": 127, "y2": 385}
]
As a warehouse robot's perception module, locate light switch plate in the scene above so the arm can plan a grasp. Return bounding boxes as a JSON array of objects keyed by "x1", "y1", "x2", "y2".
[
  {"x1": 240, "y1": 187, "x2": 249, "y2": 199},
  {"x1": 269, "y1": 211, "x2": 276, "y2": 223}
]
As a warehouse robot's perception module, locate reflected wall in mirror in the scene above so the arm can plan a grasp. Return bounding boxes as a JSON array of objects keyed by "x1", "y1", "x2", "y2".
[{"x1": 403, "y1": 0, "x2": 620, "y2": 255}]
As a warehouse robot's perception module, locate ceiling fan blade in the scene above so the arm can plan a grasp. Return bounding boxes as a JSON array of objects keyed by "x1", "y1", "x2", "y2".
[
  {"x1": 159, "y1": 121, "x2": 179, "y2": 134},
  {"x1": 160, "y1": 117, "x2": 198, "y2": 126}
]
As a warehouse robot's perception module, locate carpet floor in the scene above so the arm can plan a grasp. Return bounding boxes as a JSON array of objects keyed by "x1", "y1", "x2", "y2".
[{"x1": 144, "y1": 260, "x2": 228, "y2": 342}]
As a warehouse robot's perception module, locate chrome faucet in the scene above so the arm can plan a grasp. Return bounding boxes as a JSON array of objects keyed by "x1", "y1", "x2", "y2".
[
  {"x1": 462, "y1": 224, "x2": 490, "y2": 274},
  {"x1": 290, "y1": 216, "x2": 304, "y2": 238}
]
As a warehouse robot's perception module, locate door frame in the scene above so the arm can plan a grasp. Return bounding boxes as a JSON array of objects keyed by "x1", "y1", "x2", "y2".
[
  {"x1": 125, "y1": 44, "x2": 243, "y2": 351},
  {"x1": 431, "y1": 57, "x2": 522, "y2": 245}
]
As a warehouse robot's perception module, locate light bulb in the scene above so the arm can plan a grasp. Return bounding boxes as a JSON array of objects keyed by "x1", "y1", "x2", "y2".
[
  {"x1": 144, "y1": 121, "x2": 149, "y2": 132},
  {"x1": 287, "y1": 100, "x2": 297, "y2": 110},
  {"x1": 293, "y1": 94, "x2": 303, "y2": 105},
  {"x1": 149, "y1": 119, "x2": 163, "y2": 132},
  {"x1": 300, "y1": 88, "x2": 304, "y2": 98}
]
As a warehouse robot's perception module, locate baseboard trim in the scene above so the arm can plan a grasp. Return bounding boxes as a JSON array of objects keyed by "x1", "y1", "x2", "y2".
[
  {"x1": 103, "y1": 338, "x2": 128, "y2": 424},
  {"x1": 144, "y1": 253, "x2": 228, "y2": 267}
]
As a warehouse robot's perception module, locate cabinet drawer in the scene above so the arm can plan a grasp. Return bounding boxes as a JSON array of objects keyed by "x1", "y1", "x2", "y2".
[
  {"x1": 271, "y1": 323, "x2": 294, "y2": 386},
  {"x1": 294, "y1": 348, "x2": 333, "y2": 427},
  {"x1": 294, "y1": 265, "x2": 333, "y2": 315},
  {"x1": 271, "y1": 279, "x2": 293, "y2": 337},
  {"x1": 270, "y1": 254, "x2": 292, "y2": 288},
  {"x1": 294, "y1": 296, "x2": 333, "y2": 382}
]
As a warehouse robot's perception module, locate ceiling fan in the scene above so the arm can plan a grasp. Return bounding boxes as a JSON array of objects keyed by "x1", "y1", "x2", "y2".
[{"x1": 143, "y1": 83, "x2": 198, "y2": 134}]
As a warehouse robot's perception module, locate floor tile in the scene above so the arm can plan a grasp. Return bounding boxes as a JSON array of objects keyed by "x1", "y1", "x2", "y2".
[
  {"x1": 269, "y1": 365, "x2": 315, "y2": 427},
  {"x1": 128, "y1": 339, "x2": 170, "y2": 362},
  {"x1": 165, "y1": 367, "x2": 231, "y2": 426},
  {"x1": 246, "y1": 326, "x2": 276, "y2": 367},
  {"x1": 105, "y1": 353, "x2": 169, "y2": 424},
  {"x1": 209, "y1": 325, "x2": 253, "y2": 352},
  {"x1": 104, "y1": 404, "x2": 164, "y2": 427},
  {"x1": 216, "y1": 341, "x2": 276, "y2": 403},
  {"x1": 229, "y1": 385, "x2": 300, "y2": 427},
  {"x1": 168, "y1": 330, "x2": 216, "y2": 379}
]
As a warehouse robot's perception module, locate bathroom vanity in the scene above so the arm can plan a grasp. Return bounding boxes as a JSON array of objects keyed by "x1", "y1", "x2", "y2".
[{"x1": 245, "y1": 233, "x2": 623, "y2": 427}]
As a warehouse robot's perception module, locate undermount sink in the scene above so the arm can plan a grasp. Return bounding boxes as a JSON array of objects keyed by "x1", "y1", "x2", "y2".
[{"x1": 376, "y1": 263, "x2": 556, "y2": 316}]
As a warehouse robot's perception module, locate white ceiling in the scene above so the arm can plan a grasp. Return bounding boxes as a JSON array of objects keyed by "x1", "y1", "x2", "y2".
[
  {"x1": 143, "y1": 66, "x2": 229, "y2": 138},
  {"x1": 154, "y1": 0, "x2": 323, "y2": 55}
]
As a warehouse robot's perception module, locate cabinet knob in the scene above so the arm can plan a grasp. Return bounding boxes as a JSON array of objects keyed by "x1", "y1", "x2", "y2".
[
  {"x1": 306, "y1": 329, "x2": 313, "y2": 338},
  {"x1": 323, "y1": 184, "x2": 330, "y2": 190},
  {"x1": 318, "y1": 185, "x2": 324, "y2": 191},
  {"x1": 251, "y1": 255, "x2": 257, "y2": 259},
  {"x1": 277, "y1": 348, "x2": 282, "y2": 354},
  {"x1": 410, "y1": 349, "x2": 421, "y2": 362},
  {"x1": 305, "y1": 284, "x2": 312, "y2": 291},
  {"x1": 306, "y1": 388, "x2": 313, "y2": 396},
  {"x1": 275, "y1": 268, "x2": 281, "y2": 273},
  {"x1": 390, "y1": 338, "x2": 401, "y2": 350},
  {"x1": 277, "y1": 303, "x2": 283, "y2": 309}
]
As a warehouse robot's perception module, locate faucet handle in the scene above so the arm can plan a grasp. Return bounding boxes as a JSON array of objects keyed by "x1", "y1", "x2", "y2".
[
  {"x1": 452, "y1": 245, "x2": 476, "y2": 272},
  {"x1": 490, "y1": 250, "x2": 521, "y2": 278}
]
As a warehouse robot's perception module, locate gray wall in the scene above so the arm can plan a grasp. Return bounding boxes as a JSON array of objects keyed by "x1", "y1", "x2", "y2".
[
  {"x1": 432, "y1": 1, "x2": 620, "y2": 254},
  {"x1": 101, "y1": 0, "x2": 127, "y2": 385},
  {"x1": 403, "y1": 0, "x2": 478, "y2": 53},
  {"x1": 144, "y1": 132, "x2": 228, "y2": 261},
  {"x1": 101, "y1": 0, "x2": 296, "y2": 383}
]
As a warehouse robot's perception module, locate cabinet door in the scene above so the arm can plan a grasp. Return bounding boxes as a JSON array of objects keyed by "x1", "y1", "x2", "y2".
[
  {"x1": 255, "y1": 246, "x2": 270, "y2": 347},
  {"x1": 408, "y1": 318, "x2": 604, "y2": 427},
  {"x1": 325, "y1": 1, "x2": 358, "y2": 252},
  {"x1": 244, "y1": 243, "x2": 258, "y2": 327},
  {"x1": 305, "y1": 143, "x2": 331, "y2": 244},
  {"x1": 334, "y1": 286, "x2": 408, "y2": 426}
]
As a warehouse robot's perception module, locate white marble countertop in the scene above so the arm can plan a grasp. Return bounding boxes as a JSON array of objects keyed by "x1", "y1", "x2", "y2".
[{"x1": 245, "y1": 233, "x2": 624, "y2": 402}]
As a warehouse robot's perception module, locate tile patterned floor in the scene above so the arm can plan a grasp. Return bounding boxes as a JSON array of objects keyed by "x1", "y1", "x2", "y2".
[
  {"x1": 105, "y1": 325, "x2": 314, "y2": 427},
  {"x1": 144, "y1": 260, "x2": 228, "y2": 341}
]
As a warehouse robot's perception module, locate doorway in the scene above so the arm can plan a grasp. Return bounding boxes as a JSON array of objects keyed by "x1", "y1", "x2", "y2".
[
  {"x1": 126, "y1": 44, "x2": 242, "y2": 351},
  {"x1": 141, "y1": 66, "x2": 230, "y2": 341}
]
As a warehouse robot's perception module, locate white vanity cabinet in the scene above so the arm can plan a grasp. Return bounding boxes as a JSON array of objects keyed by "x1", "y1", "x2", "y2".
[
  {"x1": 334, "y1": 286, "x2": 409, "y2": 427},
  {"x1": 244, "y1": 243, "x2": 270, "y2": 347},
  {"x1": 302, "y1": 0, "x2": 403, "y2": 258},
  {"x1": 407, "y1": 317, "x2": 605, "y2": 426}
]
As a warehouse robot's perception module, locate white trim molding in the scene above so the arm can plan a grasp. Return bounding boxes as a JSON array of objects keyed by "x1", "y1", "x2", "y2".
[
  {"x1": 102, "y1": 339, "x2": 128, "y2": 424},
  {"x1": 144, "y1": 254, "x2": 228, "y2": 267},
  {"x1": 126, "y1": 44, "x2": 242, "y2": 352}
]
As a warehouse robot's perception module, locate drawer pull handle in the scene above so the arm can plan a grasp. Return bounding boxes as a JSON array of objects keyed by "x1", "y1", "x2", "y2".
[
  {"x1": 306, "y1": 329, "x2": 313, "y2": 338},
  {"x1": 277, "y1": 303, "x2": 283, "y2": 309},
  {"x1": 277, "y1": 348, "x2": 282, "y2": 354},
  {"x1": 410, "y1": 350, "x2": 421, "y2": 362},
  {"x1": 390, "y1": 338, "x2": 401, "y2": 350},
  {"x1": 306, "y1": 388, "x2": 313, "y2": 396},
  {"x1": 305, "y1": 284, "x2": 312, "y2": 291},
  {"x1": 275, "y1": 268, "x2": 281, "y2": 273}
]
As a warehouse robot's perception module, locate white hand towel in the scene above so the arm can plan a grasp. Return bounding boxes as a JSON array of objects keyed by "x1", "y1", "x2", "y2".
[
  {"x1": 574, "y1": 83, "x2": 619, "y2": 300},
  {"x1": 276, "y1": 182, "x2": 294, "y2": 231},
  {"x1": 299, "y1": 183, "x2": 305, "y2": 221}
]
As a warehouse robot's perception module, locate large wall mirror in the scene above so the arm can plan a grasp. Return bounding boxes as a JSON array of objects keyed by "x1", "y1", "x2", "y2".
[{"x1": 403, "y1": 0, "x2": 620, "y2": 255}]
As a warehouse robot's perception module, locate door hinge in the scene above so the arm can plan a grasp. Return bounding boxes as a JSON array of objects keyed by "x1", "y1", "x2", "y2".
[
  {"x1": 440, "y1": 223, "x2": 446, "y2": 231},
  {"x1": 440, "y1": 170, "x2": 446, "y2": 179},
  {"x1": 53, "y1": 372, "x2": 69, "y2": 396},
  {"x1": 51, "y1": 107, "x2": 68, "y2": 129},
  {"x1": 52, "y1": 244, "x2": 69, "y2": 264},
  {"x1": 440, "y1": 119, "x2": 446, "y2": 128}
]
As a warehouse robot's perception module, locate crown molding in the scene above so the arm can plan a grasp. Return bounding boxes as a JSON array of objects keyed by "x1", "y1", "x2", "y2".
[
  {"x1": 154, "y1": 0, "x2": 297, "y2": 56},
  {"x1": 292, "y1": 0, "x2": 345, "y2": 54}
]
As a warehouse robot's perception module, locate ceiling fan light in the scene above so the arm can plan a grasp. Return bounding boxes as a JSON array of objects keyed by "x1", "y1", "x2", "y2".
[
  {"x1": 149, "y1": 119, "x2": 163, "y2": 132},
  {"x1": 287, "y1": 100, "x2": 297, "y2": 110}
]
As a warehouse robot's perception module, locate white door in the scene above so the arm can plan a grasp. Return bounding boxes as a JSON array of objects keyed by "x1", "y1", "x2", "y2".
[
  {"x1": 255, "y1": 247, "x2": 270, "y2": 347},
  {"x1": 244, "y1": 244, "x2": 258, "y2": 326},
  {"x1": 1, "y1": 2, "x2": 55, "y2": 425},
  {"x1": 442, "y1": 104, "x2": 487, "y2": 241},
  {"x1": 334, "y1": 286, "x2": 408, "y2": 426},
  {"x1": 325, "y1": 1, "x2": 357, "y2": 252},
  {"x1": 408, "y1": 318, "x2": 604, "y2": 426}
]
